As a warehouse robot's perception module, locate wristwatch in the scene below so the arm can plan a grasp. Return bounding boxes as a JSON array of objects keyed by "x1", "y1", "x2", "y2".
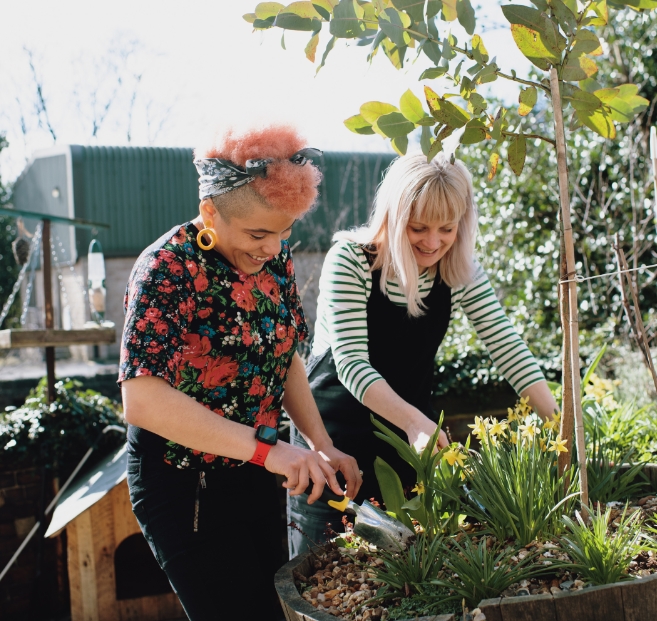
[{"x1": 249, "y1": 425, "x2": 278, "y2": 466}]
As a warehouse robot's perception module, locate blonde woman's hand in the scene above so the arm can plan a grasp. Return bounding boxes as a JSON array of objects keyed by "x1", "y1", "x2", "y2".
[{"x1": 264, "y1": 441, "x2": 343, "y2": 504}]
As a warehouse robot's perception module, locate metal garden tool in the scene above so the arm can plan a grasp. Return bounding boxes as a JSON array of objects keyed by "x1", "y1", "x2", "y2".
[{"x1": 303, "y1": 484, "x2": 415, "y2": 552}]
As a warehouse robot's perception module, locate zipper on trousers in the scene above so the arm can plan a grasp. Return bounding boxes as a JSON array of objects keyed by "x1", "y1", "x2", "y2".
[{"x1": 193, "y1": 471, "x2": 206, "y2": 533}]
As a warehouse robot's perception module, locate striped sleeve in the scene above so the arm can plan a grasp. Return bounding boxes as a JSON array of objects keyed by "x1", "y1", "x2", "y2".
[
  {"x1": 451, "y1": 261, "x2": 546, "y2": 394},
  {"x1": 312, "y1": 241, "x2": 384, "y2": 402}
]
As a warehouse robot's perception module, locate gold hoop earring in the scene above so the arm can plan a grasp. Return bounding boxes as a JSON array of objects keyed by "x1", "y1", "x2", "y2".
[{"x1": 197, "y1": 225, "x2": 217, "y2": 251}]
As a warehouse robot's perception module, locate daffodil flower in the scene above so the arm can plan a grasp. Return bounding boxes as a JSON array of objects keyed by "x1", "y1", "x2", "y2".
[
  {"x1": 467, "y1": 416, "x2": 488, "y2": 439},
  {"x1": 488, "y1": 418, "x2": 508, "y2": 437},
  {"x1": 548, "y1": 435, "x2": 568, "y2": 454},
  {"x1": 412, "y1": 482, "x2": 425, "y2": 494},
  {"x1": 507, "y1": 406, "x2": 519, "y2": 422},
  {"x1": 444, "y1": 447, "x2": 466, "y2": 468}
]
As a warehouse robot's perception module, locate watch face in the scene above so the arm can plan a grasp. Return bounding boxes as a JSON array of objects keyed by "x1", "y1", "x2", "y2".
[{"x1": 256, "y1": 425, "x2": 278, "y2": 445}]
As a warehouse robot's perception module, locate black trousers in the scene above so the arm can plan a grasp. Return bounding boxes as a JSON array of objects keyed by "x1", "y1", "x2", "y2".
[{"x1": 127, "y1": 453, "x2": 284, "y2": 621}]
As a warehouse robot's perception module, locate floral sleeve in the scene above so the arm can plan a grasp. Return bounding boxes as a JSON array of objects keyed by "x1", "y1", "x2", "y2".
[{"x1": 119, "y1": 248, "x2": 195, "y2": 386}]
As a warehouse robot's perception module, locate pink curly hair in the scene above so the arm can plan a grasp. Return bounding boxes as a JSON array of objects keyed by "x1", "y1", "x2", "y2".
[{"x1": 195, "y1": 125, "x2": 322, "y2": 218}]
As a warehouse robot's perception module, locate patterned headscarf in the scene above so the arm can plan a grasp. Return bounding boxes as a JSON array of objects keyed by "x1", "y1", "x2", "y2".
[{"x1": 194, "y1": 148, "x2": 322, "y2": 200}]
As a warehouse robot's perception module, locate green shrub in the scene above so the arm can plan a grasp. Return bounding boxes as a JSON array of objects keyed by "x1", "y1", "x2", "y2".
[{"x1": 0, "y1": 377, "x2": 125, "y2": 476}]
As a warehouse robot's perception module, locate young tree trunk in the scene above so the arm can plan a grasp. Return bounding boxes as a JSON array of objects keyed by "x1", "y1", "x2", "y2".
[{"x1": 549, "y1": 68, "x2": 589, "y2": 512}]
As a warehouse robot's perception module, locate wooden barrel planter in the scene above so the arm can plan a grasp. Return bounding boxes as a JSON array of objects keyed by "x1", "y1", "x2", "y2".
[
  {"x1": 276, "y1": 550, "x2": 657, "y2": 621},
  {"x1": 276, "y1": 467, "x2": 657, "y2": 621}
]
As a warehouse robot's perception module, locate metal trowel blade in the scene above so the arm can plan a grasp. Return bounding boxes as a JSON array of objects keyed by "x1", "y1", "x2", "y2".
[{"x1": 352, "y1": 500, "x2": 415, "y2": 552}]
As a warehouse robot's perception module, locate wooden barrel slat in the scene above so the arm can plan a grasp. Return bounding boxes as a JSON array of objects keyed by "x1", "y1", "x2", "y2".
[
  {"x1": 500, "y1": 593, "x2": 556, "y2": 621},
  {"x1": 553, "y1": 583, "x2": 624, "y2": 621}
]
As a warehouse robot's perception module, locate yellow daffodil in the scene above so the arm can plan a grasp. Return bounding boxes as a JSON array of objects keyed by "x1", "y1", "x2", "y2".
[
  {"x1": 411, "y1": 482, "x2": 425, "y2": 494},
  {"x1": 509, "y1": 431, "x2": 519, "y2": 444},
  {"x1": 539, "y1": 437, "x2": 548, "y2": 452},
  {"x1": 444, "y1": 447, "x2": 466, "y2": 468},
  {"x1": 468, "y1": 416, "x2": 489, "y2": 439},
  {"x1": 507, "y1": 406, "x2": 519, "y2": 422},
  {"x1": 585, "y1": 374, "x2": 618, "y2": 410},
  {"x1": 519, "y1": 421, "x2": 539, "y2": 443},
  {"x1": 488, "y1": 418, "x2": 508, "y2": 437},
  {"x1": 543, "y1": 418, "x2": 558, "y2": 432},
  {"x1": 548, "y1": 435, "x2": 568, "y2": 454},
  {"x1": 518, "y1": 396, "x2": 533, "y2": 416}
]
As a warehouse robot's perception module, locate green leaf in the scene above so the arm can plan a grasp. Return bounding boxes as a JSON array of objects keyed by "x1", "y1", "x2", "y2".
[
  {"x1": 571, "y1": 29, "x2": 603, "y2": 57},
  {"x1": 426, "y1": 0, "x2": 443, "y2": 18},
  {"x1": 275, "y1": 1, "x2": 324, "y2": 30},
  {"x1": 529, "y1": 0, "x2": 549, "y2": 8},
  {"x1": 467, "y1": 92, "x2": 488, "y2": 115},
  {"x1": 562, "y1": 55, "x2": 598, "y2": 81},
  {"x1": 561, "y1": 84, "x2": 602, "y2": 111},
  {"x1": 518, "y1": 85, "x2": 537, "y2": 116},
  {"x1": 255, "y1": 2, "x2": 285, "y2": 19},
  {"x1": 510, "y1": 24, "x2": 559, "y2": 70},
  {"x1": 379, "y1": 7, "x2": 412, "y2": 48},
  {"x1": 312, "y1": 0, "x2": 337, "y2": 20},
  {"x1": 421, "y1": 40, "x2": 443, "y2": 64},
  {"x1": 344, "y1": 114, "x2": 375, "y2": 135},
  {"x1": 391, "y1": 134, "x2": 409, "y2": 155},
  {"x1": 442, "y1": 0, "x2": 458, "y2": 20},
  {"x1": 360, "y1": 101, "x2": 399, "y2": 124},
  {"x1": 595, "y1": 84, "x2": 649, "y2": 122},
  {"x1": 243, "y1": 13, "x2": 258, "y2": 23},
  {"x1": 370, "y1": 415, "x2": 424, "y2": 474},
  {"x1": 382, "y1": 38, "x2": 407, "y2": 69},
  {"x1": 376, "y1": 112, "x2": 416, "y2": 137},
  {"x1": 576, "y1": 108, "x2": 616, "y2": 138},
  {"x1": 471, "y1": 34, "x2": 489, "y2": 64},
  {"x1": 473, "y1": 61, "x2": 499, "y2": 85},
  {"x1": 374, "y1": 457, "x2": 414, "y2": 530},
  {"x1": 253, "y1": 16, "x2": 277, "y2": 29},
  {"x1": 456, "y1": 0, "x2": 476, "y2": 34},
  {"x1": 305, "y1": 32, "x2": 320, "y2": 61},
  {"x1": 541, "y1": 13, "x2": 568, "y2": 53},
  {"x1": 579, "y1": 77, "x2": 603, "y2": 93},
  {"x1": 549, "y1": 0, "x2": 577, "y2": 34},
  {"x1": 507, "y1": 134, "x2": 527, "y2": 176},
  {"x1": 420, "y1": 66, "x2": 448, "y2": 80},
  {"x1": 390, "y1": 0, "x2": 426, "y2": 22},
  {"x1": 588, "y1": 0, "x2": 608, "y2": 25},
  {"x1": 562, "y1": 0, "x2": 577, "y2": 12},
  {"x1": 425, "y1": 86, "x2": 470, "y2": 127},
  {"x1": 501, "y1": 4, "x2": 546, "y2": 29},
  {"x1": 420, "y1": 125, "x2": 433, "y2": 156},
  {"x1": 401, "y1": 494, "x2": 423, "y2": 511},
  {"x1": 461, "y1": 119, "x2": 487, "y2": 144},
  {"x1": 400, "y1": 89, "x2": 431, "y2": 124},
  {"x1": 330, "y1": 0, "x2": 366, "y2": 38},
  {"x1": 315, "y1": 35, "x2": 335, "y2": 73},
  {"x1": 487, "y1": 151, "x2": 500, "y2": 181},
  {"x1": 427, "y1": 137, "x2": 444, "y2": 162}
]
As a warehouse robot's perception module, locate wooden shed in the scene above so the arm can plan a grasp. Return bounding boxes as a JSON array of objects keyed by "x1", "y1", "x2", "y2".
[{"x1": 45, "y1": 445, "x2": 185, "y2": 621}]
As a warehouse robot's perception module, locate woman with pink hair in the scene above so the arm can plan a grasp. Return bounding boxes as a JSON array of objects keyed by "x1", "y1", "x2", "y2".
[{"x1": 119, "y1": 125, "x2": 362, "y2": 620}]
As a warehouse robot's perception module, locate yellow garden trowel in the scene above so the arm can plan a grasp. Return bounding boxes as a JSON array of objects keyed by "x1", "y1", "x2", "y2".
[{"x1": 303, "y1": 484, "x2": 415, "y2": 552}]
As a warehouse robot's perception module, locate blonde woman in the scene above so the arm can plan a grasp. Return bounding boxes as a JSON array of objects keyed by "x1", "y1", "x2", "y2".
[{"x1": 287, "y1": 152, "x2": 558, "y2": 557}]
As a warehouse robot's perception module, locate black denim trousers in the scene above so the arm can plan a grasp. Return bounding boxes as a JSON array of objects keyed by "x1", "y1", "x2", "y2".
[{"x1": 127, "y1": 452, "x2": 284, "y2": 621}]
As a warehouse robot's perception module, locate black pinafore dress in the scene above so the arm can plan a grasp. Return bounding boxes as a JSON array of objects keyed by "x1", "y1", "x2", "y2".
[{"x1": 306, "y1": 254, "x2": 452, "y2": 501}]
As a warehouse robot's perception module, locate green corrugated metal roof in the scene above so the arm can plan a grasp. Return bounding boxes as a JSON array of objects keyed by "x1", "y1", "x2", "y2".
[{"x1": 12, "y1": 146, "x2": 396, "y2": 258}]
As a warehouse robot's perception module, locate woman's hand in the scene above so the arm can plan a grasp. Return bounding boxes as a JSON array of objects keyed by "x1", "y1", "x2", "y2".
[
  {"x1": 314, "y1": 444, "x2": 363, "y2": 501},
  {"x1": 405, "y1": 410, "x2": 449, "y2": 453},
  {"x1": 264, "y1": 441, "x2": 344, "y2": 505}
]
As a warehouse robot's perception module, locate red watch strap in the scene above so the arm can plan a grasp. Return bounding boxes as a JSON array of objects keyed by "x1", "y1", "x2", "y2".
[{"x1": 249, "y1": 441, "x2": 273, "y2": 466}]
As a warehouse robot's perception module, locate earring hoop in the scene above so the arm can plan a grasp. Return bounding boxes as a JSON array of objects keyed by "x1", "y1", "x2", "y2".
[{"x1": 197, "y1": 226, "x2": 217, "y2": 251}]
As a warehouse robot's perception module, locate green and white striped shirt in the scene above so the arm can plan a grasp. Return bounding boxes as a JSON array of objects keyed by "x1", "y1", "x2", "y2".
[{"x1": 312, "y1": 240, "x2": 545, "y2": 403}]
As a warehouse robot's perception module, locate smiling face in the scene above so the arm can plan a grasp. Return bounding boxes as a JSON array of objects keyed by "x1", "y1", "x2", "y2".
[
  {"x1": 406, "y1": 218, "x2": 459, "y2": 271},
  {"x1": 197, "y1": 197, "x2": 295, "y2": 274}
]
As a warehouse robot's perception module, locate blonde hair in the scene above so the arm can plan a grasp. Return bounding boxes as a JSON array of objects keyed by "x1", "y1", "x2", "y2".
[{"x1": 334, "y1": 152, "x2": 478, "y2": 316}]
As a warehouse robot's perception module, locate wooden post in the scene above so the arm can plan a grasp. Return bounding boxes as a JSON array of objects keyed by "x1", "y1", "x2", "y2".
[
  {"x1": 42, "y1": 218, "x2": 56, "y2": 403},
  {"x1": 549, "y1": 68, "x2": 589, "y2": 512}
]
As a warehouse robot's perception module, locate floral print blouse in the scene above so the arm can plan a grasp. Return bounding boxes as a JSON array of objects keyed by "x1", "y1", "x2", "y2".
[{"x1": 118, "y1": 222, "x2": 307, "y2": 469}]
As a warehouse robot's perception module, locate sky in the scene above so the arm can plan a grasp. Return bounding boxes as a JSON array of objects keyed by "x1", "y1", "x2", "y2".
[{"x1": 0, "y1": 0, "x2": 531, "y2": 183}]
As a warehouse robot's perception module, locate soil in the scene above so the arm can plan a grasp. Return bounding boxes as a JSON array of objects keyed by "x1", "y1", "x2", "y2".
[{"x1": 292, "y1": 496, "x2": 657, "y2": 621}]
